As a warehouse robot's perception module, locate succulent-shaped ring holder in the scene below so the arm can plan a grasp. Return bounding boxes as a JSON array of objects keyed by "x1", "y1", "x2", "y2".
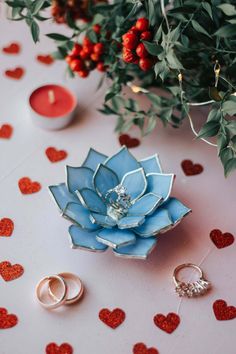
[{"x1": 49, "y1": 147, "x2": 191, "y2": 259}]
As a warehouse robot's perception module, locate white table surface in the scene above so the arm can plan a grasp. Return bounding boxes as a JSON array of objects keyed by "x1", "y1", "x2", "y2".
[{"x1": 0, "y1": 6, "x2": 236, "y2": 354}]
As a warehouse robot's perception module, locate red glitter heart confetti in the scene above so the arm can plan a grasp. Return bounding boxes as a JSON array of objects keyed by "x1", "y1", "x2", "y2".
[
  {"x1": 2, "y1": 42, "x2": 21, "y2": 54},
  {"x1": 45, "y1": 343, "x2": 73, "y2": 354},
  {"x1": 181, "y1": 159, "x2": 203, "y2": 176},
  {"x1": 5, "y1": 67, "x2": 24, "y2": 80},
  {"x1": 0, "y1": 218, "x2": 14, "y2": 237},
  {"x1": 213, "y1": 299, "x2": 236, "y2": 321},
  {"x1": 18, "y1": 177, "x2": 41, "y2": 194},
  {"x1": 153, "y1": 312, "x2": 180, "y2": 334},
  {"x1": 0, "y1": 261, "x2": 24, "y2": 282},
  {"x1": 0, "y1": 124, "x2": 13, "y2": 139},
  {"x1": 99, "y1": 308, "x2": 126, "y2": 329},
  {"x1": 133, "y1": 342, "x2": 159, "y2": 354},
  {"x1": 119, "y1": 134, "x2": 140, "y2": 148},
  {"x1": 210, "y1": 229, "x2": 234, "y2": 249},
  {"x1": 0, "y1": 308, "x2": 18, "y2": 329},
  {"x1": 37, "y1": 54, "x2": 54, "y2": 65},
  {"x1": 45, "y1": 147, "x2": 68, "y2": 163}
]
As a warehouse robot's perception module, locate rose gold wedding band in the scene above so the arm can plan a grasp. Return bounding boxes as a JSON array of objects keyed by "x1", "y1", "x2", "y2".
[
  {"x1": 48, "y1": 272, "x2": 84, "y2": 305},
  {"x1": 36, "y1": 275, "x2": 67, "y2": 309}
]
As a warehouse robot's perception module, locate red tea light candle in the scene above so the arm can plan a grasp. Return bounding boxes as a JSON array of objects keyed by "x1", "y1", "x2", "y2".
[{"x1": 29, "y1": 84, "x2": 77, "y2": 130}]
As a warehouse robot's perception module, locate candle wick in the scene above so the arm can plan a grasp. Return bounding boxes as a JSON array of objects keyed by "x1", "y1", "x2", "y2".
[{"x1": 48, "y1": 90, "x2": 55, "y2": 104}]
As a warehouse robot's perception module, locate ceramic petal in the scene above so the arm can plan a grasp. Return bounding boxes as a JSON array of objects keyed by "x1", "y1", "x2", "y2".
[
  {"x1": 162, "y1": 197, "x2": 191, "y2": 224},
  {"x1": 134, "y1": 208, "x2": 173, "y2": 237},
  {"x1": 63, "y1": 202, "x2": 100, "y2": 230},
  {"x1": 140, "y1": 154, "x2": 162, "y2": 174},
  {"x1": 96, "y1": 228, "x2": 136, "y2": 248},
  {"x1": 121, "y1": 168, "x2": 147, "y2": 202},
  {"x1": 113, "y1": 236, "x2": 157, "y2": 259},
  {"x1": 128, "y1": 193, "x2": 162, "y2": 216},
  {"x1": 48, "y1": 183, "x2": 80, "y2": 211},
  {"x1": 93, "y1": 164, "x2": 119, "y2": 197},
  {"x1": 146, "y1": 173, "x2": 174, "y2": 201},
  {"x1": 76, "y1": 188, "x2": 107, "y2": 214},
  {"x1": 117, "y1": 215, "x2": 145, "y2": 229},
  {"x1": 66, "y1": 166, "x2": 94, "y2": 193},
  {"x1": 105, "y1": 146, "x2": 140, "y2": 181},
  {"x1": 82, "y1": 148, "x2": 108, "y2": 171},
  {"x1": 90, "y1": 212, "x2": 116, "y2": 228},
  {"x1": 69, "y1": 225, "x2": 108, "y2": 252}
]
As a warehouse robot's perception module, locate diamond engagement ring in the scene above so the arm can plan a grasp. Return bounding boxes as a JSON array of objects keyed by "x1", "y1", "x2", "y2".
[{"x1": 173, "y1": 263, "x2": 211, "y2": 298}]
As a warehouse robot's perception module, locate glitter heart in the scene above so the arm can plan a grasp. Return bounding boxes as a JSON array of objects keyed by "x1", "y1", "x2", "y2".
[
  {"x1": 153, "y1": 312, "x2": 180, "y2": 334},
  {"x1": 0, "y1": 308, "x2": 18, "y2": 329},
  {"x1": 2, "y1": 42, "x2": 21, "y2": 54},
  {"x1": 119, "y1": 134, "x2": 140, "y2": 148},
  {"x1": 0, "y1": 218, "x2": 14, "y2": 237},
  {"x1": 133, "y1": 342, "x2": 159, "y2": 354},
  {"x1": 99, "y1": 308, "x2": 126, "y2": 329},
  {"x1": 45, "y1": 147, "x2": 68, "y2": 163},
  {"x1": 18, "y1": 177, "x2": 41, "y2": 194},
  {"x1": 45, "y1": 342, "x2": 73, "y2": 354},
  {"x1": 210, "y1": 229, "x2": 234, "y2": 249},
  {"x1": 37, "y1": 54, "x2": 54, "y2": 65},
  {"x1": 0, "y1": 124, "x2": 13, "y2": 139},
  {"x1": 5, "y1": 67, "x2": 24, "y2": 80},
  {"x1": 213, "y1": 299, "x2": 236, "y2": 321},
  {"x1": 0, "y1": 261, "x2": 24, "y2": 282},
  {"x1": 181, "y1": 160, "x2": 203, "y2": 176}
]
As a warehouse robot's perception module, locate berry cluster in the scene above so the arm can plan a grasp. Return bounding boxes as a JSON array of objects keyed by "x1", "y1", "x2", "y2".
[
  {"x1": 66, "y1": 25, "x2": 107, "y2": 78},
  {"x1": 51, "y1": 0, "x2": 104, "y2": 24},
  {"x1": 122, "y1": 18, "x2": 155, "y2": 71}
]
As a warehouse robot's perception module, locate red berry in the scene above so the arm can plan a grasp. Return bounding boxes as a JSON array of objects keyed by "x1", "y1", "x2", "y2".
[
  {"x1": 83, "y1": 36, "x2": 92, "y2": 46},
  {"x1": 65, "y1": 55, "x2": 74, "y2": 65},
  {"x1": 122, "y1": 48, "x2": 138, "y2": 64},
  {"x1": 128, "y1": 26, "x2": 140, "y2": 36},
  {"x1": 140, "y1": 31, "x2": 152, "y2": 41},
  {"x1": 83, "y1": 44, "x2": 94, "y2": 55},
  {"x1": 139, "y1": 57, "x2": 154, "y2": 71},
  {"x1": 96, "y1": 62, "x2": 107, "y2": 72},
  {"x1": 122, "y1": 33, "x2": 139, "y2": 50},
  {"x1": 136, "y1": 43, "x2": 149, "y2": 58},
  {"x1": 78, "y1": 70, "x2": 89, "y2": 78},
  {"x1": 93, "y1": 43, "x2": 104, "y2": 54},
  {"x1": 80, "y1": 49, "x2": 90, "y2": 59},
  {"x1": 70, "y1": 43, "x2": 82, "y2": 56},
  {"x1": 70, "y1": 58, "x2": 84, "y2": 72},
  {"x1": 136, "y1": 18, "x2": 149, "y2": 32},
  {"x1": 93, "y1": 24, "x2": 101, "y2": 34},
  {"x1": 91, "y1": 53, "x2": 101, "y2": 62}
]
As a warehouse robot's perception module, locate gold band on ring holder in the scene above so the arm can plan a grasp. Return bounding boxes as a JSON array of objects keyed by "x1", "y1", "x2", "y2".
[
  {"x1": 173, "y1": 263, "x2": 211, "y2": 298},
  {"x1": 48, "y1": 272, "x2": 84, "y2": 305},
  {"x1": 36, "y1": 275, "x2": 68, "y2": 309}
]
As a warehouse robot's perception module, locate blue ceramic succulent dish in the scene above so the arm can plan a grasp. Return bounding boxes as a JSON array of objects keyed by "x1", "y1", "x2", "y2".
[{"x1": 49, "y1": 147, "x2": 191, "y2": 259}]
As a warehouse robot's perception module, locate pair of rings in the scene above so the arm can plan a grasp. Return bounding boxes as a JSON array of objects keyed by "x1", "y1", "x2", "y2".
[
  {"x1": 36, "y1": 272, "x2": 84, "y2": 309},
  {"x1": 173, "y1": 263, "x2": 211, "y2": 298}
]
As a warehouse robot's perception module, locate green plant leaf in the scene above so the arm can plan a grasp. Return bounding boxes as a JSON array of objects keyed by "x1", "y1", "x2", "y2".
[
  {"x1": 143, "y1": 41, "x2": 162, "y2": 56},
  {"x1": 224, "y1": 158, "x2": 236, "y2": 177},
  {"x1": 202, "y1": 2, "x2": 213, "y2": 20},
  {"x1": 32, "y1": 0, "x2": 45, "y2": 15},
  {"x1": 46, "y1": 33, "x2": 71, "y2": 41},
  {"x1": 217, "y1": 4, "x2": 236, "y2": 16},
  {"x1": 191, "y1": 20, "x2": 211, "y2": 38},
  {"x1": 198, "y1": 121, "x2": 220, "y2": 138},
  {"x1": 222, "y1": 96, "x2": 236, "y2": 115},
  {"x1": 214, "y1": 24, "x2": 236, "y2": 37},
  {"x1": 30, "y1": 20, "x2": 39, "y2": 43}
]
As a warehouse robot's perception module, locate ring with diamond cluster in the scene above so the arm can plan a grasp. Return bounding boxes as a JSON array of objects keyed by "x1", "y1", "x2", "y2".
[{"x1": 173, "y1": 263, "x2": 211, "y2": 298}]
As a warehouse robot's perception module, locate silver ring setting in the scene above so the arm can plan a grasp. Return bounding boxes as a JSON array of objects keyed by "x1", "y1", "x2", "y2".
[{"x1": 173, "y1": 263, "x2": 211, "y2": 298}]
